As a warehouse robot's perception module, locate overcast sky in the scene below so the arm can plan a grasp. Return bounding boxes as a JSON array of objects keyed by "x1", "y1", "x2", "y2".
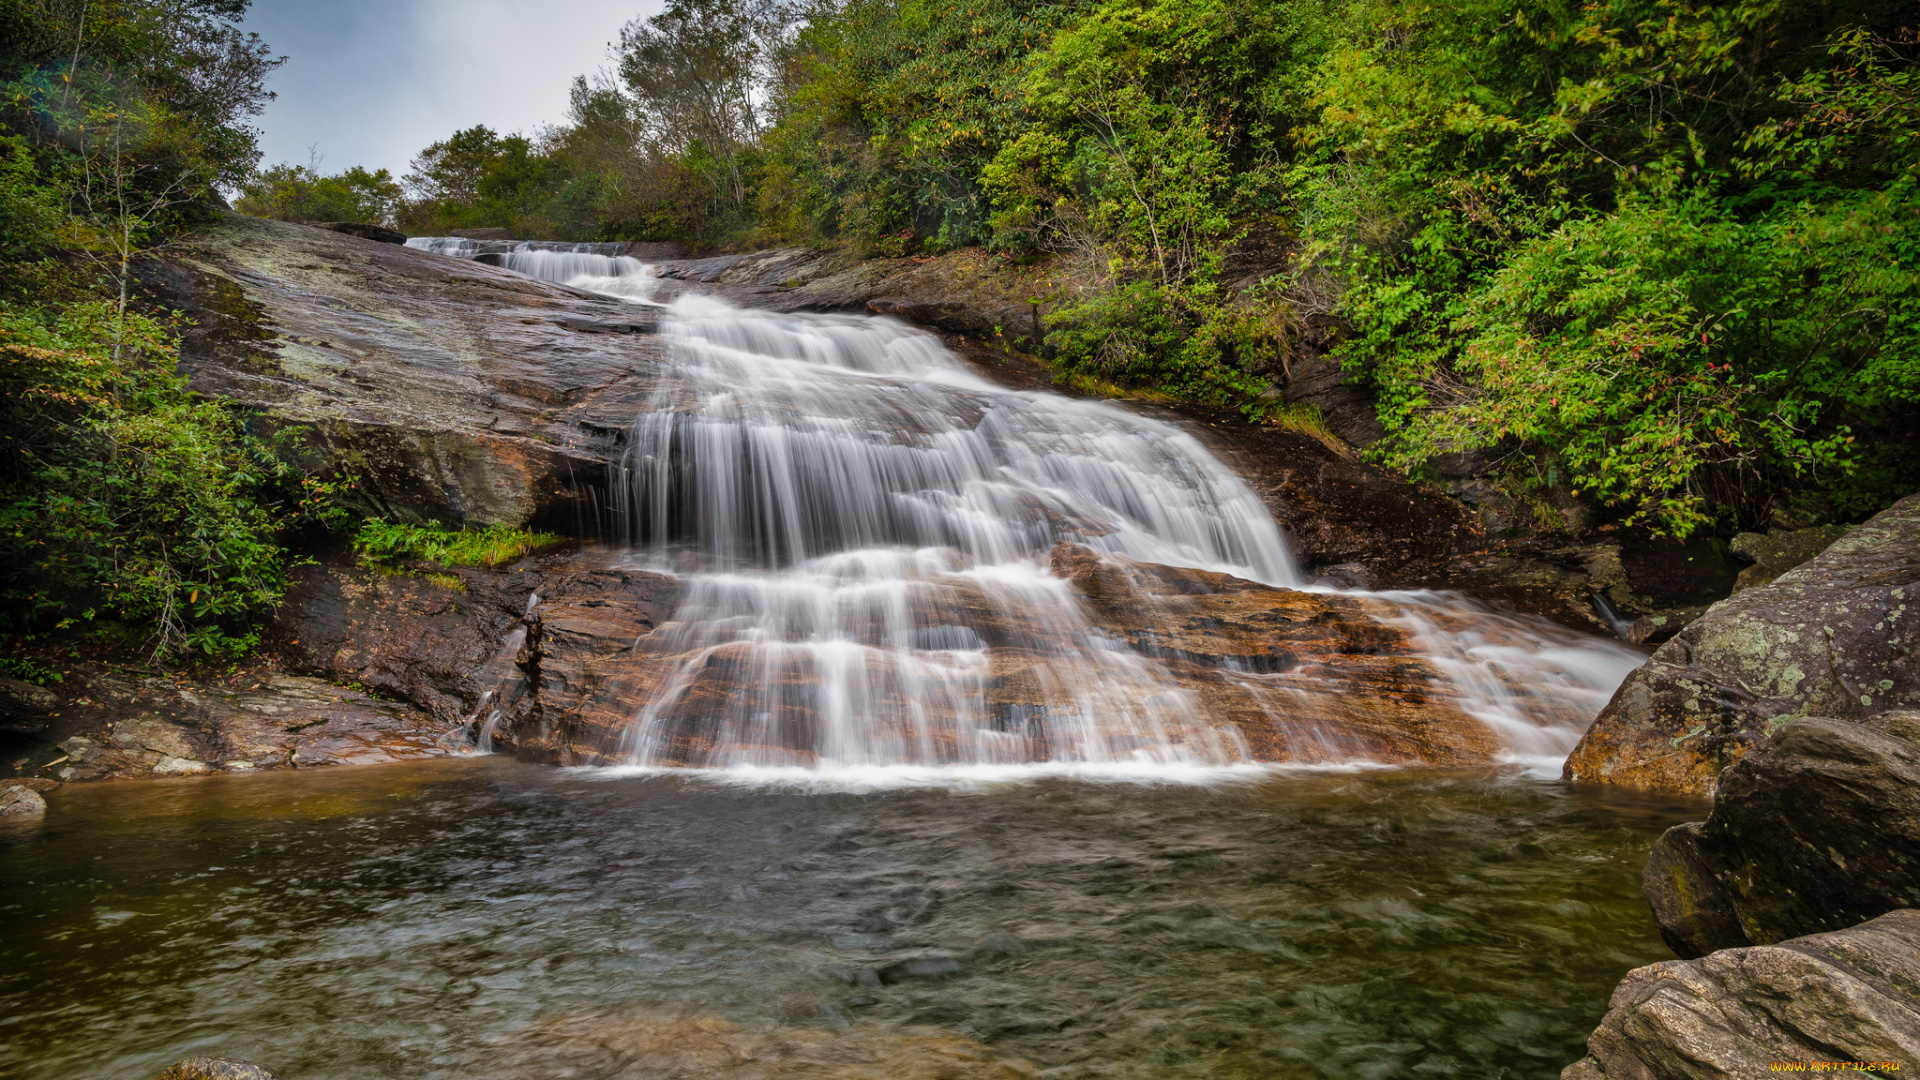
[{"x1": 241, "y1": 0, "x2": 659, "y2": 179}]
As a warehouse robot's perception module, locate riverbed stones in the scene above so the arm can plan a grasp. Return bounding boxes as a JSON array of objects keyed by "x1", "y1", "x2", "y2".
[
  {"x1": 1641, "y1": 713, "x2": 1920, "y2": 958},
  {"x1": 1560, "y1": 909, "x2": 1920, "y2": 1080},
  {"x1": 1565, "y1": 493, "x2": 1920, "y2": 795},
  {"x1": 154, "y1": 1058, "x2": 278, "y2": 1080}
]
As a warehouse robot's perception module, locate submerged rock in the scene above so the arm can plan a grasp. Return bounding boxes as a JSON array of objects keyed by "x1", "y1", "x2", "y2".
[
  {"x1": 1566, "y1": 493, "x2": 1920, "y2": 795},
  {"x1": 468, "y1": 1009, "x2": 1036, "y2": 1079},
  {"x1": 1561, "y1": 909, "x2": 1920, "y2": 1080},
  {"x1": 154, "y1": 1058, "x2": 277, "y2": 1080},
  {"x1": 1642, "y1": 712, "x2": 1920, "y2": 958}
]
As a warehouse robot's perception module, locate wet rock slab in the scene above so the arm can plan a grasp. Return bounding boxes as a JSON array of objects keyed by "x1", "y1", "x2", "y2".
[
  {"x1": 1566, "y1": 493, "x2": 1920, "y2": 795},
  {"x1": 4, "y1": 666, "x2": 455, "y2": 785}
]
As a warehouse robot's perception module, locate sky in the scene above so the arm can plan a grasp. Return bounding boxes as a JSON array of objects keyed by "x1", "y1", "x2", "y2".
[{"x1": 241, "y1": 0, "x2": 660, "y2": 179}]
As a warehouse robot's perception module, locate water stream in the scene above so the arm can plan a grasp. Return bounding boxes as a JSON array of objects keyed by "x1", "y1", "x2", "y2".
[{"x1": 406, "y1": 237, "x2": 1644, "y2": 777}]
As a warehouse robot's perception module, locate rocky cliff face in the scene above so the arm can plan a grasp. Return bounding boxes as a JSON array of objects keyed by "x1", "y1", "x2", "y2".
[{"x1": 1565, "y1": 493, "x2": 1920, "y2": 795}]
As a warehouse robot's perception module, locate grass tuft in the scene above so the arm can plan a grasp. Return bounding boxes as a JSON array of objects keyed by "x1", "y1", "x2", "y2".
[{"x1": 353, "y1": 519, "x2": 565, "y2": 570}]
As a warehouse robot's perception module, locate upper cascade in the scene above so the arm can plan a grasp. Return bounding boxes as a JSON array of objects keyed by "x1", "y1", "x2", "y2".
[
  {"x1": 413, "y1": 239, "x2": 1645, "y2": 776},
  {"x1": 406, "y1": 237, "x2": 659, "y2": 302}
]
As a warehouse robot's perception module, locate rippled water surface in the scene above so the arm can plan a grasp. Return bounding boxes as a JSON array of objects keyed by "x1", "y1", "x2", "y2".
[{"x1": 0, "y1": 761, "x2": 1700, "y2": 1079}]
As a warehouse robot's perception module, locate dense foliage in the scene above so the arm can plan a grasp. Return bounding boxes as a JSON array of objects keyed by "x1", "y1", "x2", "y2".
[
  {"x1": 244, "y1": 0, "x2": 1913, "y2": 535},
  {"x1": 0, "y1": 0, "x2": 308, "y2": 661}
]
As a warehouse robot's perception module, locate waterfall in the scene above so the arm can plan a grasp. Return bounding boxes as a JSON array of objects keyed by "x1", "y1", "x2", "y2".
[{"x1": 412, "y1": 239, "x2": 1645, "y2": 777}]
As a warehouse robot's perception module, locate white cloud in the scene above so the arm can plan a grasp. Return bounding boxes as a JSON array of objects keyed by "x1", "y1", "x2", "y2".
[{"x1": 246, "y1": 0, "x2": 659, "y2": 177}]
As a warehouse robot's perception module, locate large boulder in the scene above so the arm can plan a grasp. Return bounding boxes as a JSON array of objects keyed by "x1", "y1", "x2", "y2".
[
  {"x1": 1561, "y1": 909, "x2": 1920, "y2": 1079},
  {"x1": 1641, "y1": 712, "x2": 1920, "y2": 959},
  {"x1": 1565, "y1": 493, "x2": 1920, "y2": 795}
]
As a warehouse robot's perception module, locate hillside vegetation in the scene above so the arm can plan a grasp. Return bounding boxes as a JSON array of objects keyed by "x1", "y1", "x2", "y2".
[
  {"x1": 248, "y1": 0, "x2": 1918, "y2": 539},
  {"x1": 0, "y1": 0, "x2": 326, "y2": 662}
]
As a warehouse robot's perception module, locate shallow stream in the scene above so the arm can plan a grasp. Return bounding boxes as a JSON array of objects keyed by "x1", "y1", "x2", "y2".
[{"x1": 0, "y1": 761, "x2": 1699, "y2": 1079}]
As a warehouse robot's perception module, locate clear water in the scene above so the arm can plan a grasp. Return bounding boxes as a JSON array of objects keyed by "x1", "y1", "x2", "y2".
[{"x1": 0, "y1": 761, "x2": 1698, "y2": 1079}]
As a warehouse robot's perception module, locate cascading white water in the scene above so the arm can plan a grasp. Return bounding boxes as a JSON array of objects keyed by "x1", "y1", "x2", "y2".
[
  {"x1": 413, "y1": 239, "x2": 1646, "y2": 777},
  {"x1": 405, "y1": 238, "x2": 662, "y2": 302}
]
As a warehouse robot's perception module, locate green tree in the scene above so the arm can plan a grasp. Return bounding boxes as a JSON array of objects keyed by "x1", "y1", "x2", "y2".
[{"x1": 234, "y1": 162, "x2": 403, "y2": 225}]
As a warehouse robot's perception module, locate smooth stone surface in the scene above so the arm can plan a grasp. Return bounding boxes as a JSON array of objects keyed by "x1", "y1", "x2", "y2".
[
  {"x1": 1566, "y1": 493, "x2": 1920, "y2": 794},
  {"x1": 1642, "y1": 713, "x2": 1920, "y2": 958},
  {"x1": 136, "y1": 213, "x2": 663, "y2": 530},
  {"x1": 1562, "y1": 909, "x2": 1920, "y2": 1079}
]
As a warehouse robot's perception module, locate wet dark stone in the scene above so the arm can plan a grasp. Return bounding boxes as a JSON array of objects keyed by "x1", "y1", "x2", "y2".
[{"x1": 0, "y1": 676, "x2": 57, "y2": 735}]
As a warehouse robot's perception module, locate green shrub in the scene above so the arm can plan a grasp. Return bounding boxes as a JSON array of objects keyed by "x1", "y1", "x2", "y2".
[
  {"x1": 352, "y1": 519, "x2": 564, "y2": 570},
  {"x1": 0, "y1": 302, "x2": 298, "y2": 658}
]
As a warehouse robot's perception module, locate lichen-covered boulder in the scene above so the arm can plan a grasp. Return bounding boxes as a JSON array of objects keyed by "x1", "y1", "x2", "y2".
[
  {"x1": 1565, "y1": 493, "x2": 1920, "y2": 795},
  {"x1": 1561, "y1": 909, "x2": 1920, "y2": 1080},
  {"x1": 1641, "y1": 712, "x2": 1920, "y2": 958}
]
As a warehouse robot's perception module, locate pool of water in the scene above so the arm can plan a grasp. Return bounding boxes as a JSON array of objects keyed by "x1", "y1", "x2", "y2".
[{"x1": 0, "y1": 761, "x2": 1701, "y2": 1079}]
